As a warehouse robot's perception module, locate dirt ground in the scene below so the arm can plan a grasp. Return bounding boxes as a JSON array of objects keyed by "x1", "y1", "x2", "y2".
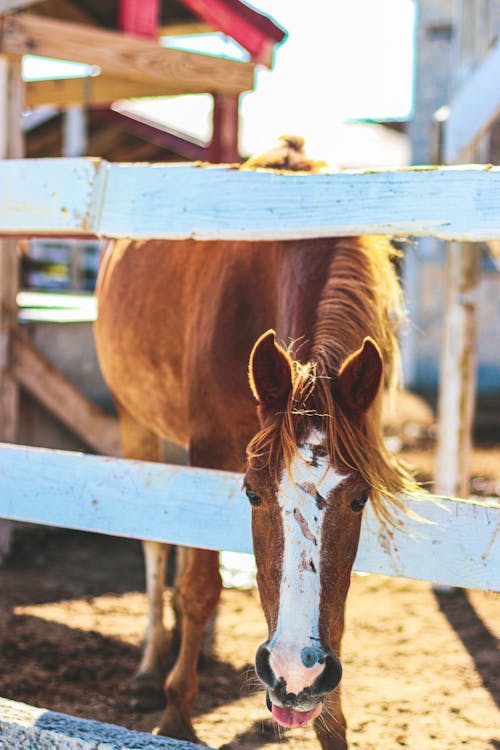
[{"x1": 0, "y1": 443, "x2": 499, "y2": 750}]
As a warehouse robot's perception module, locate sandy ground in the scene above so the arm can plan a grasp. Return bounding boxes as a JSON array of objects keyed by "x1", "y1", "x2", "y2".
[{"x1": 0, "y1": 441, "x2": 499, "y2": 750}]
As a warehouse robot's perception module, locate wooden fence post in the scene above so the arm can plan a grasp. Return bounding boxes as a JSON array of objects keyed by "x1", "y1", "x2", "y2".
[
  {"x1": 0, "y1": 52, "x2": 23, "y2": 443},
  {"x1": 0, "y1": 51, "x2": 23, "y2": 562},
  {"x1": 434, "y1": 0, "x2": 490, "y2": 499}
]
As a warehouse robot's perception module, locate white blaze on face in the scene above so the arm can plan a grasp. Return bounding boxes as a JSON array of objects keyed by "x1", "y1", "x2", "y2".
[{"x1": 268, "y1": 429, "x2": 347, "y2": 695}]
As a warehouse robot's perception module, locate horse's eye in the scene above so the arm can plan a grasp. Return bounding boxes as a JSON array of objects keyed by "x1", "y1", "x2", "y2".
[
  {"x1": 244, "y1": 486, "x2": 262, "y2": 507},
  {"x1": 351, "y1": 490, "x2": 369, "y2": 512}
]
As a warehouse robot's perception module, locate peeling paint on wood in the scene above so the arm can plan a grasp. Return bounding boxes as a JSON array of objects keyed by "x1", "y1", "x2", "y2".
[
  {"x1": 0, "y1": 443, "x2": 498, "y2": 592},
  {"x1": 1, "y1": 159, "x2": 500, "y2": 241}
]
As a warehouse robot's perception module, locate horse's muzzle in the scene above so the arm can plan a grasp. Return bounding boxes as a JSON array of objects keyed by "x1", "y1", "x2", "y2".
[{"x1": 255, "y1": 641, "x2": 342, "y2": 708}]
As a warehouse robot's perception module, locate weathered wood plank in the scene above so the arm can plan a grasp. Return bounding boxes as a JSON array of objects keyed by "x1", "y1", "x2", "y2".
[
  {"x1": 1, "y1": 13, "x2": 255, "y2": 95},
  {"x1": 444, "y1": 36, "x2": 500, "y2": 162},
  {"x1": 435, "y1": 242, "x2": 480, "y2": 498},
  {"x1": 1, "y1": 159, "x2": 500, "y2": 241},
  {"x1": 0, "y1": 55, "x2": 23, "y2": 444},
  {"x1": 10, "y1": 327, "x2": 121, "y2": 457},
  {"x1": 25, "y1": 74, "x2": 184, "y2": 108},
  {"x1": 1, "y1": 443, "x2": 498, "y2": 592},
  {"x1": 0, "y1": 696, "x2": 209, "y2": 750}
]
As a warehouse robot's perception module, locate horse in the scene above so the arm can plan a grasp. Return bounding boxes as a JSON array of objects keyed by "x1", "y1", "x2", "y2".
[{"x1": 94, "y1": 138, "x2": 417, "y2": 749}]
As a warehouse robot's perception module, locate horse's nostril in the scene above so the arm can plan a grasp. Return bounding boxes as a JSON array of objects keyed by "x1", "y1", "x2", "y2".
[
  {"x1": 255, "y1": 643, "x2": 277, "y2": 689},
  {"x1": 311, "y1": 651, "x2": 342, "y2": 696}
]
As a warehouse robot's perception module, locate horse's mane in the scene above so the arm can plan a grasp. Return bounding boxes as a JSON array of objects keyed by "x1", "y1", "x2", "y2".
[{"x1": 247, "y1": 235, "x2": 419, "y2": 524}]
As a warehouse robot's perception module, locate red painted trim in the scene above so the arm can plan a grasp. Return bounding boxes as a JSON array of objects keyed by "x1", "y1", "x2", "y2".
[
  {"x1": 179, "y1": 0, "x2": 286, "y2": 66},
  {"x1": 118, "y1": 0, "x2": 160, "y2": 38}
]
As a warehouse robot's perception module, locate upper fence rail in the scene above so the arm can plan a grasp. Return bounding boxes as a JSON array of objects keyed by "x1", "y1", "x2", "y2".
[{"x1": 1, "y1": 158, "x2": 500, "y2": 241}]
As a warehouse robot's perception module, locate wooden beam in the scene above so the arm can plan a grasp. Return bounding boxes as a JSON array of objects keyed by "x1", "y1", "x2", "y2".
[
  {"x1": 179, "y1": 0, "x2": 286, "y2": 66},
  {"x1": 1, "y1": 159, "x2": 500, "y2": 241},
  {"x1": 158, "y1": 21, "x2": 213, "y2": 36},
  {"x1": 1, "y1": 13, "x2": 255, "y2": 95},
  {"x1": 10, "y1": 326, "x2": 121, "y2": 457},
  {"x1": 25, "y1": 74, "x2": 195, "y2": 108},
  {"x1": 444, "y1": 37, "x2": 500, "y2": 162},
  {"x1": 29, "y1": 0, "x2": 97, "y2": 26},
  {"x1": 1, "y1": 442, "x2": 499, "y2": 591}
]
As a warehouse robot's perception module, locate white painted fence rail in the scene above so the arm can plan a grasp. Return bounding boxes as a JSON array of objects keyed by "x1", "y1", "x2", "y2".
[
  {"x1": 1, "y1": 443, "x2": 499, "y2": 592},
  {"x1": 1, "y1": 158, "x2": 500, "y2": 241},
  {"x1": 0, "y1": 697, "x2": 209, "y2": 750}
]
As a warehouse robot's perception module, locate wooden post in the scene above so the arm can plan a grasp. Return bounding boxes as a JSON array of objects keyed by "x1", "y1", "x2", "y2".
[
  {"x1": 0, "y1": 54, "x2": 23, "y2": 444},
  {"x1": 208, "y1": 93, "x2": 239, "y2": 163},
  {"x1": 435, "y1": 242, "x2": 481, "y2": 497},
  {"x1": 118, "y1": 0, "x2": 160, "y2": 37},
  {"x1": 0, "y1": 52, "x2": 23, "y2": 562},
  {"x1": 434, "y1": 0, "x2": 490, "y2": 498}
]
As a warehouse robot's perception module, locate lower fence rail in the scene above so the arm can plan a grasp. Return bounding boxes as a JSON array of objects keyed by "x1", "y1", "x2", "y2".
[
  {"x1": 0, "y1": 442, "x2": 499, "y2": 592},
  {"x1": 0, "y1": 697, "x2": 209, "y2": 750}
]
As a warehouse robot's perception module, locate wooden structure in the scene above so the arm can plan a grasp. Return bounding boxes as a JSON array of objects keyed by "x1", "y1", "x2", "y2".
[
  {"x1": 0, "y1": 0, "x2": 286, "y2": 463},
  {"x1": 1, "y1": 441, "x2": 499, "y2": 591},
  {"x1": 405, "y1": 0, "x2": 500, "y2": 501},
  {"x1": 0, "y1": 2, "x2": 498, "y2": 564},
  {"x1": 433, "y1": 0, "x2": 500, "y2": 499},
  {"x1": 1, "y1": 159, "x2": 500, "y2": 241}
]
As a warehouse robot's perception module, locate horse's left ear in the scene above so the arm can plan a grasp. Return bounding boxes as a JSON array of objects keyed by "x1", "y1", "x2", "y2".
[
  {"x1": 249, "y1": 330, "x2": 293, "y2": 416},
  {"x1": 335, "y1": 337, "x2": 383, "y2": 416}
]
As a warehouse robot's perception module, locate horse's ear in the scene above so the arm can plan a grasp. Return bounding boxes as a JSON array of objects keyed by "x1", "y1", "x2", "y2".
[
  {"x1": 249, "y1": 330, "x2": 293, "y2": 415},
  {"x1": 335, "y1": 337, "x2": 383, "y2": 416}
]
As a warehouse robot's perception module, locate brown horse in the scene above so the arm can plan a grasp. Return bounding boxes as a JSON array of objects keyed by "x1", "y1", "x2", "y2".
[{"x1": 94, "y1": 145, "x2": 416, "y2": 749}]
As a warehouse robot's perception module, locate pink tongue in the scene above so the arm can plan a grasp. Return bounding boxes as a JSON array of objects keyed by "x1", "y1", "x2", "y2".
[{"x1": 271, "y1": 704, "x2": 319, "y2": 728}]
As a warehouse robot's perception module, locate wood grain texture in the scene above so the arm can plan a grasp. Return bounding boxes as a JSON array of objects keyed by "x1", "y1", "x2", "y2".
[
  {"x1": 1, "y1": 443, "x2": 498, "y2": 591},
  {"x1": 1, "y1": 13, "x2": 255, "y2": 94},
  {"x1": 0, "y1": 55, "x2": 22, "y2": 443},
  {"x1": 11, "y1": 327, "x2": 121, "y2": 457},
  {"x1": 1, "y1": 159, "x2": 500, "y2": 241},
  {"x1": 0, "y1": 696, "x2": 210, "y2": 750},
  {"x1": 435, "y1": 243, "x2": 481, "y2": 498},
  {"x1": 25, "y1": 74, "x2": 183, "y2": 108}
]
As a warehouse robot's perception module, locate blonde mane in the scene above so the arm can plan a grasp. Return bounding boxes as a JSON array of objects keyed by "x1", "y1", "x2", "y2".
[{"x1": 247, "y1": 236, "x2": 419, "y2": 523}]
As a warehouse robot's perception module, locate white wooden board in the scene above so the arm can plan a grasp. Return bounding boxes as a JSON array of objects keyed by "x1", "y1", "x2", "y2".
[
  {"x1": 1, "y1": 443, "x2": 498, "y2": 591},
  {"x1": 0, "y1": 697, "x2": 209, "y2": 750},
  {"x1": 1, "y1": 158, "x2": 500, "y2": 241}
]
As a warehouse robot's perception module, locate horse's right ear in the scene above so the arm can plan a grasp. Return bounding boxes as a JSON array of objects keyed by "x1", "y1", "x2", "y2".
[{"x1": 249, "y1": 330, "x2": 293, "y2": 417}]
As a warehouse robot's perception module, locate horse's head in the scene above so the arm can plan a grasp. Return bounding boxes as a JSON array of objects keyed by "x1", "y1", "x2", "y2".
[{"x1": 245, "y1": 330, "x2": 384, "y2": 729}]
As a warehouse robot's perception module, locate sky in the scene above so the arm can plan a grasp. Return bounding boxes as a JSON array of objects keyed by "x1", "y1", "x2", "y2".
[{"x1": 23, "y1": 0, "x2": 417, "y2": 162}]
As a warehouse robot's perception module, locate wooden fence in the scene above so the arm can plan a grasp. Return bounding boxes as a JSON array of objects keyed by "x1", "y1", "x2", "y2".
[{"x1": 0, "y1": 158, "x2": 499, "y2": 594}]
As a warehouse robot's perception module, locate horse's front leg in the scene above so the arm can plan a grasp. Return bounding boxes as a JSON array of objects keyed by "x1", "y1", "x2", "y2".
[
  {"x1": 313, "y1": 689, "x2": 347, "y2": 750},
  {"x1": 130, "y1": 540, "x2": 171, "y2": 710},
  {"x1": 117, "y1": 408, "x2": 173, "y2": 710},
  {"x1": 313, "y1": 612, "x2": 348, "y2": 750},
  {"x1": 156, "y1": 547, "x2": 221, "y2": 743}
]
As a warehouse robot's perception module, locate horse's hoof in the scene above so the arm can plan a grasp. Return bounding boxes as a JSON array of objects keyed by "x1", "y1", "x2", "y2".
[
  {"x1": 155, "y1": 708, "x2": 201, "y2": 744},
  {"x1": 130, "y1": 673, "x2": 166, "y2": 712}
]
